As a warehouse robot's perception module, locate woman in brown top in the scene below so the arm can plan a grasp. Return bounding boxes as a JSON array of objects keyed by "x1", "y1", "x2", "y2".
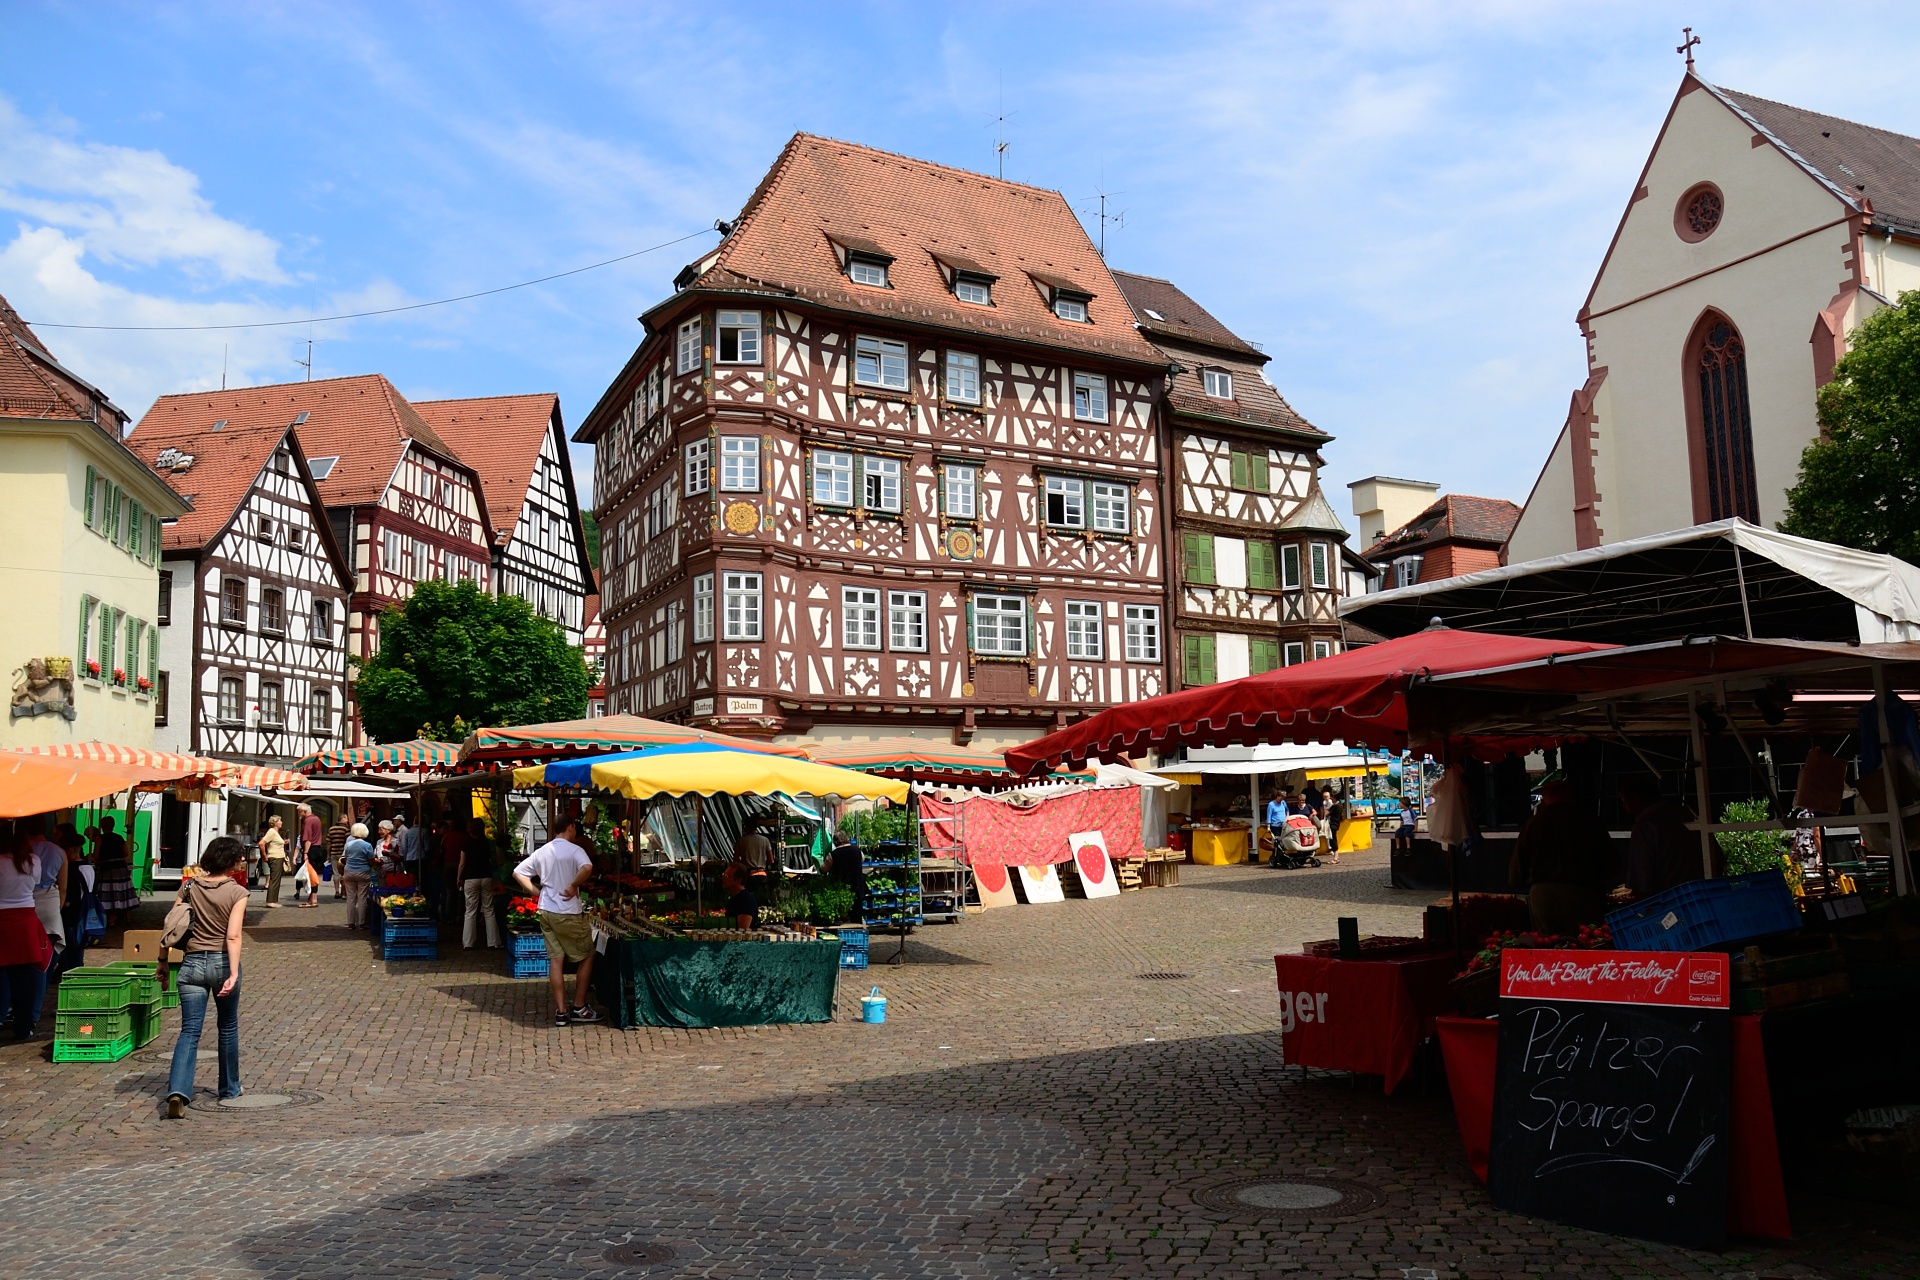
[{"x1": 163, "y1": 836, "x2": 250, "y2": 1117}]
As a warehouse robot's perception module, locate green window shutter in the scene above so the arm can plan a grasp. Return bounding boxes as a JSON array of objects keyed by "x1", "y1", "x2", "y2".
[
  {"x1": 77, "y1": 595, "x2": 94, "y2": 664},
  {"x1": 83, "y1": 467, "x2": 98, "y2": 529},
  {"x1": 1249, "y1": 453, "x2": 1269, "y2": 493},
  {"x1": 147, "y1": 624, "x2": 159, "y2": 683},
  {"x1": 1184, "y1": 532, "x2": 1215, "y2": 585},
  {"x1": 100, "y1": 607, "x2": 115, "y2": 673},
  {"x1": 125, "y1": 614, "x2": 137, "y2": 676},
  {"x1": 108, "y1": 486, "x2": 122, "y2": 544},
  {"x1": 129, "y1": 501, "x2": 144, "y2": 557},
  {"x1": 1230, "y1": 450, "x2": 1248, "y2": 491},
  {"x1": 1248, "y1": 542, "x2": 1277, "y2": 590},
  {"x1": 1183, "y1": 633, "x2": 1216, "y2": 685},
  {"x1": 1250, "y1": 639, "x2": 1280, "y2": 675},
  {"x1": 965, "y1": 598, "x2": 975, "y2": 652}
]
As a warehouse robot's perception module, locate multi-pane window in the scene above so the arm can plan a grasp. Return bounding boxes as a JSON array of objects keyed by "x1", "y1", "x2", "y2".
[
  {"x1": 221, "y1": 577, "x2": 248, "y2": 625},
  {"x1": 1124, "y1": 605, "x2": 1161, "y2": 662},
  {"x1": 1310, "y1": 542, "x2": 1331, "y2": 589},
  {"x1": 665, "y1": 601, "x2": 685, "y2": 664},
  {"x1": 1064, "y1": 600, "x2": 1103, "y2": 660},
  {"x1": 722, "y1": 572, "x2": 762, "y2": 641},
  {"x1": 716, "y1": 310, "x2": 761, "y2": 363},
  {"x1": 813, "y1": 451, "x2": 854, "y2": 506},
  {"x1": 955, "y1": 275, "x2": 991, "y2": 305},
  {"x1": 842, "y1": 586, "x2": 882, "y2": 650},
  {"x1": 1072, "y1": 372, "x2": 1108, "y2": 422},
  {"x1": 258, "y1": 681, "x2": 283, "y2": 725},
  {"x1": 692, "y1": 573, "x2": 715, "y2": 643},
  {"x1": 862, "y1": 457, "x2": 901, "y2": 512},
  {"x1": 1184, "y1": 532, "x2": 1216, "y2": 585},
  {"x1": 1204, "y1": 368, "x2": 1234, "y2": 399},
  {"x1": 218, "y1": 676, "x2": 244, "y2": 723},
  {"x1": 1090, "y1": 482, "x2": 1130, "y2": 534},
  {"x1": 849, "y1": 256, "x2": 889, "y2": 287},
  {"x1": 719, "y1": 437, "x2": 760, "y2": 491},
  {"x1": 945, "y1": 350, "x2": 980, "y2": 403},
  {"x1": 971, "y1": 594, "x2": 1028, "y2": 656},
  {"x1": 853, "y1": 335, "x2": 909, "y2": 390},
  {"x1": 684, "y1": 438, "x2": 710, "y2": 495},
  {"x1": 310, "y1": 688, "x2": 332, "y2": 735},
  {"x1": 260, "y1": 587, "x2": 286, "y2": 634},
  {"x1": 1044, "y1": 476, "x2": 1084, "y2": 529},
  {"x1": 1281, "y1": 641, "x2": 1305, "y2": 667},
  {"x1": 1313, "y1": 640, "x2": 1333, "y2": 661},
  {"x1": 155, "y1": 671, "x2": 169, "y2": 726},
  {"x1": 888, "y1": 591, "x2": 926, "y2": 651},
  {"x1": 1251, "y1": 639, "x2": 1281, "y2": 675},
  {"x1": 1183, "y1": 633, "x2": 1216, "y2": 685},
  {"x1": 1053, "y1": 292, "x2": 1089, "y2": 322},
  {"x1": 383, "y1": 530, "x2": 402, "y2": 575},
  {"x1": 1248, "y1": 542, "x2": 1279, "y2": 591},
  {"x1": 645, "y1": 483, "x2": 675, "y2": 540},
  {"x1": 1393, "y1": 555, "x2": 1423, "y2": 588},
  {"x1": 676, "y1": 317, "x2": 702, "y2": 374},
  {"x1": 158, "y1": 571, "x2": 172, "y2": 626},
  {"x1": 1231, "y1": 449, "x2": 1269, "y2": 493},
  {"x1": 1281, "y1": 543, "x2": 1302, "y2": 590},
  {"x1": 312, "y1": 599, "x2": 333, "y2": 646},
  {"x1": 943, "y1": 465, "x2": 977, "y2": 520}
]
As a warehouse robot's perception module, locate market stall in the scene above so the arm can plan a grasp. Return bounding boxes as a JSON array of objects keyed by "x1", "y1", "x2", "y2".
[
  {"x1": 513, "y1": 743, "x2": 909, "y2": 1029},
  {"x1": 293, "y1": 738, "x2": 462, "y2": 777}
]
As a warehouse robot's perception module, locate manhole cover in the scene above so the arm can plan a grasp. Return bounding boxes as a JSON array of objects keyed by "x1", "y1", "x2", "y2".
[
  {"x1": 1135, "y1": 972, "x2": 1189, "y2": 980},
  {"x1": 605, "y1": 1241, "x2": 677, "y2": 1265},
  {"x1": 195, "y1": 1089, "x2": 326, "y2": 1115},
  {"x1": 1188, "y1": 1174, "x2": 1382, "y2": 1222},
  {"x1": 219, "y1": 1094, "x2": 293, "y2": 1110}
]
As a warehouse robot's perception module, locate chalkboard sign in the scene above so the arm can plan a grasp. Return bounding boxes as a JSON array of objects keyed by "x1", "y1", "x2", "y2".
[{"x1": 1488, "y1": 949, "x2": 1732, "y2": 1249}]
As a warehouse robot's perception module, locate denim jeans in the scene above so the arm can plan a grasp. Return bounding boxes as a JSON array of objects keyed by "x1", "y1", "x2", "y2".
[{"x1": 167, "y1": 950, "x2": 241, "y2": 1101}]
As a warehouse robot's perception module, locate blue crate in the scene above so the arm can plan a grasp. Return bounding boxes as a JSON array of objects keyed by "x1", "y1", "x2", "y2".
[
  {"x1": 507, "y1": 931, "x2": 546, "y2": 959},
  {"x1": 382, "y1": 917, "x2": 438, "y2": 943},
  {"x1": 382, "y1": 941, "x2": 440, "y2": 962},
  {"x1": 509, "y1": 950, "x2": 549, "y2": 978},
  {"x1": 1606, "y1": 869, "x2": 1802, "y2": 952},
  {"x1": 839, "y1": 951, "x2": 869, "y2": 970}
]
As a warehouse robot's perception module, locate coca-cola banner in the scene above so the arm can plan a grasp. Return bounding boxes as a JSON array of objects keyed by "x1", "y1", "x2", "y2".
[
  {"x1": 919, "y1": 787, "x2": 1144, "y2": 867},
  {"x1": 1500, "y1": 948, "x2": 1730, "y2": 1010}
]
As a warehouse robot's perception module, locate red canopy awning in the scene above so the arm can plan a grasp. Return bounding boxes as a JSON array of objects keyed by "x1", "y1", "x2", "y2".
[{"x1": 1004, "y1": 628, "x2": 1618, "y2": 776}]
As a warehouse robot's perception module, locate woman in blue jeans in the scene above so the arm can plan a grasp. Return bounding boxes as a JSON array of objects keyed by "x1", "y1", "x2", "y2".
[{"x1": 162, "y1": 836, "x2": 250, "y2": 1117}]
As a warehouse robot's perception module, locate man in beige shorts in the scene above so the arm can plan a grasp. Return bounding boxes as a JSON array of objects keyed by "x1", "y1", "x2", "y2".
[{"x1": 512, "y1": 816, "x2": 599, "y2": 1025}]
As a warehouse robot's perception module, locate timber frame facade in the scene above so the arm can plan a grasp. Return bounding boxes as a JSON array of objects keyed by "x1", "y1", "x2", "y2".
[
  {"x1": 579, "y1": 135, "x2": 1176, "y2": 745},
  {"x1": 1111, "y1": 272, "x2": 1348, "y2": 688}
]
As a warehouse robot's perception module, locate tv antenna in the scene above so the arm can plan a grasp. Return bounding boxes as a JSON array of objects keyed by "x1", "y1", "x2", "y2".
[
  {"x1": 993, "y1": 75, "x2": 1014, "y2": 179},
  {"x1": 294, "y1": 337, "x2": 313, "y2": 381},
  {"x1": 221, "y1": 342, "x2": 228, "y2": 390},
  {"x1": 1081, "y1": 186, "x2": 1127, "y2": 259}
]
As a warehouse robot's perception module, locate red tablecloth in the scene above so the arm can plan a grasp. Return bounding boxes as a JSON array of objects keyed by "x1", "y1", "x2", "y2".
[
  {"x1": 1435, "y1": 1013, "x2": 1791, "y2": 1240},
  {"x1": 1273, "y1": 951, "x2": 1457, "y2": 1094}
]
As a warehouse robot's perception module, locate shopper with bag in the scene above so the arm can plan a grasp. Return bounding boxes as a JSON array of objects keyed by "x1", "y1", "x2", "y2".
[
  {"x1": 0, "y1": 822, "x2": 56, "y2": 1041},
  {"x1": 161, "y1": 836, "x2": 249, "y2": 1117}
]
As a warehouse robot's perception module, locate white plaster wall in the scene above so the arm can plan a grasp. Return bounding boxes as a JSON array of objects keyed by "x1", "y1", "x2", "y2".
[
  {"x1": 1505, "y1": 424, "x2": 1580, "y2": 563},
  {"x1": 1215, "y1": 631, "x2": 1250, "y2": 682},
  {"x1": 1214, "y1": 536, "x2": 1247, "y2": 589},
  {"x1": 154, "y1": 556, "x2": 192, "y2": 753}
]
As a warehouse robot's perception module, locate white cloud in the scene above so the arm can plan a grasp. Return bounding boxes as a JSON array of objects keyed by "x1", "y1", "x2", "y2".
[{"x1": 0, "y1": 98, "x2": 287, "y2": 286}]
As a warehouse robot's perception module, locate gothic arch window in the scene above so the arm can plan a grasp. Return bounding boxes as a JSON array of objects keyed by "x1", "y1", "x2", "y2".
[{"x1": 1682, "y1": 311, "x2": 1761, "y2": 523}]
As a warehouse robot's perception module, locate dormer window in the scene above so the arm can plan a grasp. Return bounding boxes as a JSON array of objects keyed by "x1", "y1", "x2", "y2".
[
  {"x1": 1203, "y1": 369, "x2": 1234, "y2": 399},
  {"x1": 1143, "y1": 308, "x2": 1165, "y2": 321},
  {"x1": 1053, "y1": 291, "x2": 1090, "y2": 323},
  {"x1": 849, "y1": 256, "x2": 890, "y2": 288},
  {"x1": 308, "y1": 456, "x2": 338, "y2": 480},
  {"x1": 955, "y1": 275, "x2": 991, "y2": 306}
]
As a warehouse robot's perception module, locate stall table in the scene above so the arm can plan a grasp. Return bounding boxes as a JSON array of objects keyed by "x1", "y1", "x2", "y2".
[
  {"x1": 1189, "y1": 825, "x2": 1249, "y2": 865},
  {"x1": 1273, "y1": 949, "x2": 1457, "y2": 1093},
  {"x1": 594, "y1": 936, "x2": 842, "y2": 1029}
]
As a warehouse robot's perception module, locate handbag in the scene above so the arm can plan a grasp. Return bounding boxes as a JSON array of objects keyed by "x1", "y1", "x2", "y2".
[
  {"x1": 81, "y1": 893, "x2": 107, "y2": 944},
  {"x1": 159, "y1": 885, "x2": 194, "y2": 951}
]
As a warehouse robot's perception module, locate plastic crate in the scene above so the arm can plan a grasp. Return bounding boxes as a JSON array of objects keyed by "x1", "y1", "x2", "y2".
[
  {"x1": 53, "y1": 970, "x2": 137, "y2": 1012},
  {"x1": 382, "y1": 917, "x2": 439, "y2": 943},
  {"x1": 55, "y1": 1007, "x2": 138, "y2": 1042},
  {"x1": 101, "y1": 961, "x2": 162, "y2": 1005},
  {"x1": 507, "y1": 931, "x2": 546, "y2": 959},
  {"x1": 382, "y1": 942, "x2": 440, "y2": 962},
  {"x1": 132, "y1": 1001, "x2": 162, "y2": 1048},
  {"x1": 162, "y1": 986, "x2": 180, "y2": 1010},
  {"x1": 1606, "y1": 869, "x2": 1802, "y2": 952},
  {"x1": 509, "y1": 951, "x2": 549, "y2": 979},
  {"x1": 52, "y1": 1032, "x2": 134, "y2": 1063},
  {"x1": 839, "y1": 951, "x2": 869, "y2": 970}
]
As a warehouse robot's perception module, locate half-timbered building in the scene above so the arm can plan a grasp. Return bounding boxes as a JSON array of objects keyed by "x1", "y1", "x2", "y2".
[
  {"x1": 127, "y1": 409, "x2": 352, "y2": 762},
  {"x1": 414, "y1": 394, "x2": 593, "y2": 644},
  {"x1": 578, "y1": 134, "x2": 1174, "y2": 746},
  {"x1": 1109, "y1": 272, "x2": 1347, "y2": 686}
]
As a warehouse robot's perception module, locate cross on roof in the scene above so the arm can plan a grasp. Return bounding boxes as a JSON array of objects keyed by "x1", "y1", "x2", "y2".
[{"x1": 1677, "y1": 27, "x2": 1701, "y2": 73}]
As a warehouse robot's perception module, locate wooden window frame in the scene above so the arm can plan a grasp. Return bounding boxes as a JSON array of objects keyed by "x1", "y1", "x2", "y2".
[
  {"x1": 1089, "y1": 481, "x2": 1130, "y2": 535},
  {"x1": 944, "y1": 349, "x2": 981, "y2": 404},
  {"x1": 1248, "y1": 542, "x2": 1279, "y2": 591},
  {"x1": 1064, "y1": 599, "x2": 1103, "y2": 661},
  {"x1": 1052, "y1": 291, "x2": 1090, "y2": 323},
  {"x1": 684, "y1": 438, "x2": 711, "y2": 496},
  {"x1": 1203, "y1": 368, "x2": 1234, "y2": 400},
  {"x1": 853, "y1": 335, "x2": 909, "y2": 391},
  {"x1": 888, "y1": 590, "x2": 927, "y2": 652},
  {"x1": 1183, "y1": 532, "x2": 1216, "y2": 586},
  {"x1": 848, "y1": 256, "x2": 890, "y2": 288},
  {"x1": 1250, "y1": 638, "x2": 1280, "y2": 675},
  {"x1": 841, "y1": 585, "x2": 882, "y2": 651},
  {"x1": 157, "y1": 570, "x2": 173, "y2": 626},
  {"x1": 217, "y1": 674, "x2": 245, "y2": 725},
  {"x1": 715, "y1": 309, "x2": 762, "y2": 364},
  {"x1": 692, "y1": 573, "x2": 715, "y2": 643},
  {"x1": 1071, "y1": 372, "x2": 1109, "y2": 422},
  {"x1": 1284, "y1": 641, "x2": 1306, "y2": 667},
  {"x1": 260, "y1": 586, "x2": 286, "y2": 635},
  {"x1": 1182, "y1": 633, "x2": 1216, "y2": 685},
  {"x1": 955, "y1": 275, "x2": 992, "y2": 306},
  {"x1": 718, "y1": 437, "x2": 760, "y2": 493},
  {"x1": 1310, "y1": 542, "x2": 1331, "y2": 590},
  {"x1": 970, "y1": 593, "x2": 1028, "y2": 658},
  {"x1": 1124, "y1": 604, "x2": 1161, "y2": 663},
  {"x1": 220, "y1": 577, "x2": 248, "y2": 627},
  {"x1": 1281, "y1": 543, "x2": 1302, "y2": 591},
  {"x1": 675, "y1": 317, "x2": 703, "y2": 375},
  {"x1": 1044, "y1": 476, "x2": 1085, "y2": 530},
  {"x1": 721, "y1": 571, "x2": 762, "y2": 642}
]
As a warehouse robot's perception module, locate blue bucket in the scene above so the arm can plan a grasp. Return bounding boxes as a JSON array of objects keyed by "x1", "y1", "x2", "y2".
[{"x1": 860, "y1": 986, "x2": 887, "y2": 1024}]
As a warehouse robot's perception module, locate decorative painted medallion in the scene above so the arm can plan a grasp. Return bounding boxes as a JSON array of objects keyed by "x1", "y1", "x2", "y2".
[
  {"x1": 946, "y1": 527, "x2": 977, "y2": 560},
  {"x1": 723, "y1": 501, "x2": 760, "y2": 535}
]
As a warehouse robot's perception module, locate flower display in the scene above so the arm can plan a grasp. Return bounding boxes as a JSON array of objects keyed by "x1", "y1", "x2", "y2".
[
  {"x1": 111, "y1": 666, "x2": 127, "y2": 686},
  {"x1": 506, "y1": 895, "x2": 541, "y2": 930},
  {"x1": 136, "y1": 675, "x2": 152, "y2": 692},
  {"x1": 84, "y1": 660, "x2": 102, "y2": 679},
  {"x1": 1460, "y1": 923, "x2": 1612, "y2": 976},
  {"x1": 380, "y1": 893, "x2": 430, "y2": 917}
]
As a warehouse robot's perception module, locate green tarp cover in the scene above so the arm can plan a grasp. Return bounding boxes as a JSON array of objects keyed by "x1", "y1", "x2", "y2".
[{"x1": 596, "y1": 937, "x2": 841, "y2": 1029}]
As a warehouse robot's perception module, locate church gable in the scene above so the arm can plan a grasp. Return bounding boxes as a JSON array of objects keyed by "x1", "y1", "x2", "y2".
[{"x1": 1585, "y1": 78, "x2": 1852, "y2": 319}]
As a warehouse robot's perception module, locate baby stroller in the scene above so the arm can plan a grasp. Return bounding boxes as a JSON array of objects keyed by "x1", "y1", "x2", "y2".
[{"x1": 1269, "y1": 814, "x2": 1323, "y2": 869}]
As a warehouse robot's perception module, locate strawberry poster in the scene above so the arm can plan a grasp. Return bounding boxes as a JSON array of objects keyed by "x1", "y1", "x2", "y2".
[
  {"x1": 971, "y1": 861, "x2": 1019, "y2": 909},
  {"x1": 1068, "y1": 830, "x2": 1119, "y2": 898}
]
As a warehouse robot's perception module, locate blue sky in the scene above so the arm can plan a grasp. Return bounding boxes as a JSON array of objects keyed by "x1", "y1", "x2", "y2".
[{"x1": 5, "y1": 2, "x2": 1919, "y2": 520}]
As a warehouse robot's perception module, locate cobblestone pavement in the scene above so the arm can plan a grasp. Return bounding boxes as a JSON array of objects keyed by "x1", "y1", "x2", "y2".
[{"x1": 2, "y1": 852, "x2": 1914, "y2": 1278}]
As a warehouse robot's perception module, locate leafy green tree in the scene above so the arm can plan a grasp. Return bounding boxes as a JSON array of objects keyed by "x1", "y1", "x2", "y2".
[
  {"x1": 352, "y1": 580, "x2": 588, "y2": 742},
  {"x1": 580, "y1": 510, "x2": 601, "y2": 569},
  {"x1": 1782, "y1": 291, "x2": 1920, "y2": 561}
]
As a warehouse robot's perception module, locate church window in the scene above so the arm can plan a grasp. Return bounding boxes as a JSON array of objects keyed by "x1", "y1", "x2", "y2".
[
  {"x1": 1675, "y1": 183, "x2": 1724, "y2": 243},
  {"x1": 1685, "y1": 312, "x2": 1761, "y2": 522}
]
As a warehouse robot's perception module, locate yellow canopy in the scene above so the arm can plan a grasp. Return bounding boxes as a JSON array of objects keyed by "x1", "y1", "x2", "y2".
[
  {"x1": 1305, "y1": 763, "x2": 1390, "y2": 780},
  {"x1": 514, "y1": 751, "x2": 910, "y2": 803}
]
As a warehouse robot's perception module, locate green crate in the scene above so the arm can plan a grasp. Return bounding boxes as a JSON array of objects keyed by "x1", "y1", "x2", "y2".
[
  {"x1": 101, "y1": 961, "x2": 162, "y2": 1005},
  {"x1": 161, "y1": 986, "x2": 180, "y2": 1010},
  {"x1": 52, "y1": 1032, "x2": 134, "y2": 1063},
  {"x1": 53, "y1": 970, "x2": 137, "y2": 1013},
  {"x1": 55, "y1": 1006, "x2": 137, "y2": 1042},
  {"x1": 132, "y1": 1001, "x2": 162, "y2": 1048}
]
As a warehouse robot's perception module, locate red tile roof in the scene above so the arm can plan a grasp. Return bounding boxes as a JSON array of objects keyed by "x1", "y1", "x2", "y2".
[
  {"x1": 412, "y1": 394, "x2": 560, "y2": 545},
  {"x1": 1364, "y1": 494, "x2": 1521, "y2": 560},
  {"x1": 124, "y1": 414, "x2": 292, "y2": 551},
  {"x1": 683, "y1": 133, "x2": 1167, "y2": 367},
  {"x1": 1715, "y1": 84, "x2": 1920, "y2": 236},
  {"x1": 1108, "y1": 270, "x2": 1262, "y2": 357},
  {"x1": 0, "y1": 293, "x2": 124, "y2": 430},
  {"x1": 138, "y1": 374, "x2": 465, "y2": 510}
]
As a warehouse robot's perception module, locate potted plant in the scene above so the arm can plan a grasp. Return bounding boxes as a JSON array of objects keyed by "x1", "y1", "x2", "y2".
[
  {"x1": 84, "y1": 659, "x2": 101, "y2": 681},
  {"x1": 136, "y1": 675, "x2": 152, "y2": 693},
  {"x1": 506, "y1": 895, "x2": 541, "y2": 933},
  {"x1": 111, "y1": 666, "x2": 127, "y2": 687}
]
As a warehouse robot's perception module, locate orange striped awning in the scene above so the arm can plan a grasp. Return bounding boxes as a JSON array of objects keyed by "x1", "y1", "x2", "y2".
[
  {"x1": 803, "y1": 737, "x2": 1015, "y2": 781},
  {"x1": 14, "y1": 743, "x2": 307, "y2": 791},
  {"x1": 0, "y1": 750, "x2": 190, "y2": 817},
  {"x1": 459, "y1": 716, "x2": 806, "y2": 768}
]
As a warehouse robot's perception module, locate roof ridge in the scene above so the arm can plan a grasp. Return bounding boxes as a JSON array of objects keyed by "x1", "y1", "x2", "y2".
[
  {"x1": 1716, "y1": 84, "x2": 1920, "y2": 148},
  {"x1": 788, "y1": 131, "x2": 1070, "y2": 200}
]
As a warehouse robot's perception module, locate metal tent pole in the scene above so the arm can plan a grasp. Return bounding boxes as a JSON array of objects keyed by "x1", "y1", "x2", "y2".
[
  {"x1": 1872, "y1": 661, "x2": 1914, "y2": 897},
  {"x1": 1687, "y1": 688, "x2": 1716, "y2": 879},
  {"x1": 694, "y1": 794, "x2": 705, "y2": 920}
]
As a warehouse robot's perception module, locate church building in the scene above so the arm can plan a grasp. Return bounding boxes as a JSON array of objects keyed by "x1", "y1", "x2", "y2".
[{"x1": 1507, "y1": 70, "x2": 1920, "y2": 561}]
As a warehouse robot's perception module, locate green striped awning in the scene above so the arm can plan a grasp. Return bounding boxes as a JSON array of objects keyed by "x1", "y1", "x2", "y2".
[
  {"x1": 295, "y1": 739, "x2": 462, "y2": 775},
  {"x1": 458, "y1": 716, "x2": 807, "y2": 768}
]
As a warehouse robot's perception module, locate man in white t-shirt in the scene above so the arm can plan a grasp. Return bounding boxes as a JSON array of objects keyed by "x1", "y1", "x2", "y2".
[{"x1": 513, "y1": 817, "x2": 599, "y2": 1025}]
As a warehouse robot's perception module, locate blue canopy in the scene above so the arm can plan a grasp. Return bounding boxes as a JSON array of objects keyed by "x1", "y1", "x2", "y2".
[{"x1": 535, "y1": 742, "x2": 738, "y2": 789}]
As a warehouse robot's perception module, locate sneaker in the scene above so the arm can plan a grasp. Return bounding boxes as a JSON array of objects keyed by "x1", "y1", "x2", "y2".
[
  {"x1": 570, "y1": 1005, "x2": 600, "y2": 1024},
  {"x1": 553, "y1": 1009, "x2": 571, "y2": 1026}
]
